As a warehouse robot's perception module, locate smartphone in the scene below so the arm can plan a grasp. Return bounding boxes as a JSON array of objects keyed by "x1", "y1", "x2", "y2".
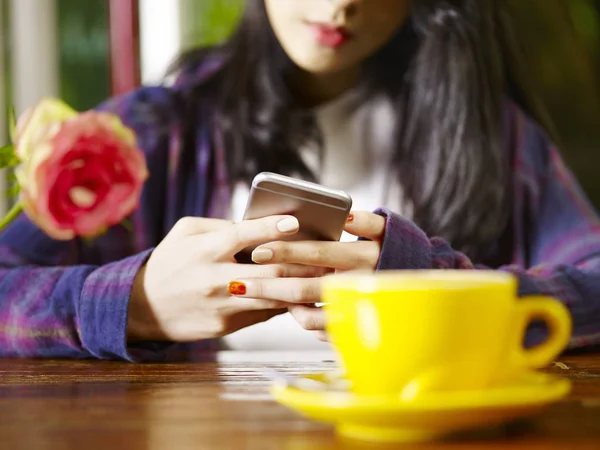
[{"x1": 235, "y1": 172, "x2": 353, "y2": 263}]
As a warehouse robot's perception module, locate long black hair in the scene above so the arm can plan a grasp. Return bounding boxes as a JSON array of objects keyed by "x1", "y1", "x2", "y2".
[{"x1": 171, "y1": 0, "x2": 552, "y2": 260}]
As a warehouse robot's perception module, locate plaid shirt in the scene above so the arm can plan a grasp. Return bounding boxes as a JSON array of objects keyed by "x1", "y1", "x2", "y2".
[{"x1": 1, "y1": 62, "x2": 599, "y2": 360}]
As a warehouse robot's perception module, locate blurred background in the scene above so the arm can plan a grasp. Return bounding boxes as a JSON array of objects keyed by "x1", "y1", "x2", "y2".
[{"x1": 0, "y1": 0, "x2": 599, "y2": 213}]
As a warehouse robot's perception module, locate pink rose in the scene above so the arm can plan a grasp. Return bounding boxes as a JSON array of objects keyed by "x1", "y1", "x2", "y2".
[{"x1": 15, "y1": 108, "x2": 148, "y2": 240}]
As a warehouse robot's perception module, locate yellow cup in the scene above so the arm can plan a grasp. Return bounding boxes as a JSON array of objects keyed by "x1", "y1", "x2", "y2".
[{"x1": 322, "y1": 270, "x2": 572, "y2": 399}]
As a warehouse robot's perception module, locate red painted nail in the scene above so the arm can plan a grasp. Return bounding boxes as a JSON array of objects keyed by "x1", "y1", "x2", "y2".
[
  {"x1": 346, "y1": 213, "x2": 354, "y2": 223},
  {"x1": 227, "y1": 281, "x2": 247, "y2": 296}
]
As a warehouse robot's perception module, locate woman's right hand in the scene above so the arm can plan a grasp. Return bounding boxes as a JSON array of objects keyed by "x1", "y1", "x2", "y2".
[{"x1": 127, "y1": 215, "x2": 325, "y2": 342}]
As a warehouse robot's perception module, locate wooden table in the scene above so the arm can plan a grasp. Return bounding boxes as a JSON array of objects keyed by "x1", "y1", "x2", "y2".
[{"x1": 0, "y1": 350, "x2": 598, "y2": 450}]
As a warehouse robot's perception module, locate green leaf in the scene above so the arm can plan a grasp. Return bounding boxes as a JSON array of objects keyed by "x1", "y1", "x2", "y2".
[
  {"x1": 0, "y1": 201, "x2": 23, "y2": 232},
  {"x1": 0, "y1": 145, "x2": 19, "y2": 169},
  {"x1": 7, "y1": 183, "x2": 20, "y2": 199},
  {"x1": 8, "y1": 107, "x2": 16, "y2": 143},
  {"x1": 6, "y1": 169, "x2": 20, "y2": 199}
]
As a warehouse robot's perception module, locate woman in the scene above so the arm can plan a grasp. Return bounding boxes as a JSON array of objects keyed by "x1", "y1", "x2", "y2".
[{"x1": 0, "y1": 0, "x2": 599, "y2": 360}]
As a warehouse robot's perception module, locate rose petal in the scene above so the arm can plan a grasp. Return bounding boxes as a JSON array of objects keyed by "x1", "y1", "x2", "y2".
[
  {"x1": 69, "y1": 187, "x2": 97, "y2": 208},
  {"x1": 15, "y1": 98, "x2": 77, "y2": 160}
]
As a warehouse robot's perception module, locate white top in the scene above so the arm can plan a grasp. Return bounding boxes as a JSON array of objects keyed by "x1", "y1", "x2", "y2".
[{"x1": 223, "y1": 89, "x2": 404, "y2": 351}]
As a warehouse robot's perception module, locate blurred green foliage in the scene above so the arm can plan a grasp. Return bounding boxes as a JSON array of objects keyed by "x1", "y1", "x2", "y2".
[
  {"x1": 506, "y1": 0, "x2": 600, "y2": 202},
  {"x1": 570, "y1": 0, "x2": 600, "y2": 42},
  {"x1": 58, "y1": 0, "x2": 110, "y2": 111},
  {"x1": 180, "y1": 0, "x2": 243, "y2": 49}
]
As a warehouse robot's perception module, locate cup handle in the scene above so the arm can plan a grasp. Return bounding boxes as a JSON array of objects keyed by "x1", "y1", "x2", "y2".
[{"x1": 511, "y1": 295, "x2": 572, "y2": 370}]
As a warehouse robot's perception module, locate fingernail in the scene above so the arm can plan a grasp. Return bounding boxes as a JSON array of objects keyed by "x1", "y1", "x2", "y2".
[
  {"x1": 277, "y1": 217, "x2": 299, "y2": 233},
  {"x1": 227, "y1": 281, "x2": 247, "y2": 296},
  {"x1": 252, "y1": 248, "x2": 273, "y2": 263},
  {"x1": 346, "y1": 213, "x2": 354, "y2": 223}
]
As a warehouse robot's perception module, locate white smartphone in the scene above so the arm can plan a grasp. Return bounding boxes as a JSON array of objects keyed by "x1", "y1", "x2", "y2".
[{"x1": 235, "y1": 172, "x2": 353, "y2": 263}]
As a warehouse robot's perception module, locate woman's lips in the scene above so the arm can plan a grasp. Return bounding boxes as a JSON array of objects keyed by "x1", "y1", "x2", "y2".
[{"x1": 308, "y1": 23, "x2": 352, "y2": 48}]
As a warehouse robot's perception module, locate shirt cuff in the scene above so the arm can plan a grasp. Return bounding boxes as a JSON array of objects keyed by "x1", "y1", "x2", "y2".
[
  {"x1": 79, "y1": 248, "x2": 173, "y2": 362},
  {"x1": 373, "y1": 208, "x2": 433, "y2": 270}
]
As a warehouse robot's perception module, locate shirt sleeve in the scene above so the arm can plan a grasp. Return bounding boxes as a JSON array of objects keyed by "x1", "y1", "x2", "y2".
[
  {"x1": 0, "y1": 228, "x2": 154, "y2": 360},
  {"x1": 375, "y1": 113, "x2": 600, "y2": 350},
  {"x1": 0, "y1": 87, "x2": 177, "y2": 360}
]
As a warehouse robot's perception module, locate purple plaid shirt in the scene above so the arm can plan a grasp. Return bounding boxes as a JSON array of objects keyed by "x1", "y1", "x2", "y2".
[{"x1": 1, "y1": 62, "x2": 599, "y2": 361}]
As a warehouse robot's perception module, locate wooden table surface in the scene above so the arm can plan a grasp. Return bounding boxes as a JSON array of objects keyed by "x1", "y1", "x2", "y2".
[{"x1": 0, "y1": 350, "x2": 598, "y2": 450}]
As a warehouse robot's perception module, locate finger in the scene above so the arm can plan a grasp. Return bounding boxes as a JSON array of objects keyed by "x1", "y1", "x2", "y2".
[
  {"x1": 314, "y1": 331, "x2": 329, "y2": 342},
  {"x1": 222, "y1": 263, "x2": 331, "y2": 280},
  {"x1": 172, "y1": 216, "x2": 234, "y2": 236},
  {"x1": 228, "y1": 277, "x2": 322, "y2": 304},
  {"x1": 219, "y1": 296, "x2": 292, "y2": 312},
  {"x1": 218, "y1": 215, "x2": 300, "y2": 255},
  {"x1": 251, "y1": 240, "x2": 380, "y2": 270},
  {"x1": 289, "y1": 305, "x2": 326, "y2": 331},
  {"x1": 344, "y1": 211, "x2": 386, "y2": 241}
]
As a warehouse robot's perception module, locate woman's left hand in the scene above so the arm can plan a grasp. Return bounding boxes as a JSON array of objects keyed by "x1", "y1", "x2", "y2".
[
  {"x1": 250, "y1": 210, "x2": 386, "y2": 269},
  {"x1": 230, "y1": 211, "x2": 386, "y2": 340}
]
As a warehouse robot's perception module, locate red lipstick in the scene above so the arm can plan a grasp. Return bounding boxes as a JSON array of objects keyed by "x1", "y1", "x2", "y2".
[{"x1": 309, "y1": 23, "x2": 352, "y2": 48}]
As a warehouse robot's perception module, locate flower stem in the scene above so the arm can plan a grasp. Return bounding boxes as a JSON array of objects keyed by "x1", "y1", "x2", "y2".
[{"x1": 0, "y1": 201, "x2": 23, "y2": 232}]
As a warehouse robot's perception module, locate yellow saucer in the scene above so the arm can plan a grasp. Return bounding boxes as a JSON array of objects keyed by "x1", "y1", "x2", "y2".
[{"x1": 271, "y1": 371, "x2": 570, "y2": 443}]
